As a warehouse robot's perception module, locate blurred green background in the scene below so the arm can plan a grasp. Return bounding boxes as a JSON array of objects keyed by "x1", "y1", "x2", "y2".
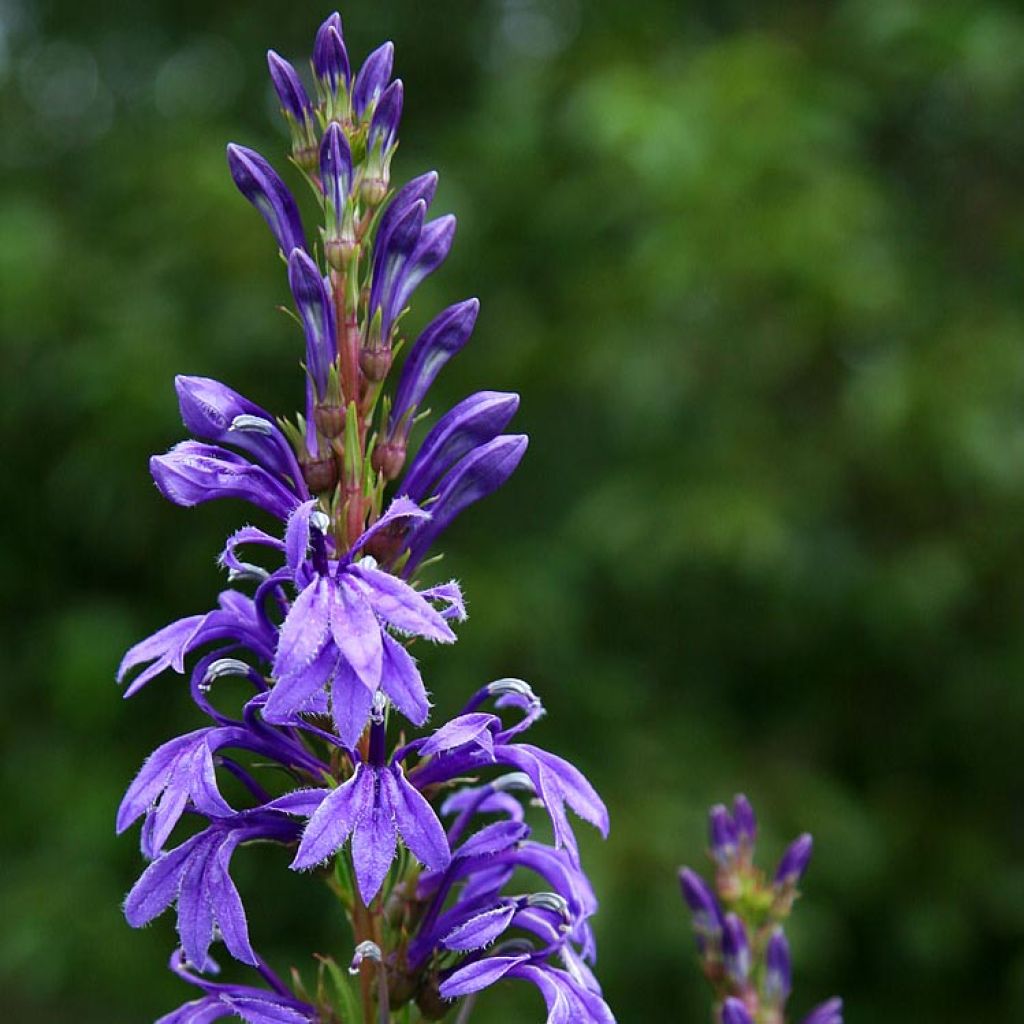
[{"x1": 3, "y1": 0, "x2": 1024, "y2": 1020}]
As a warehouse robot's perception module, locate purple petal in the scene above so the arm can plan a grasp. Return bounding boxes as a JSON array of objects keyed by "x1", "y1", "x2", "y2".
[
  {"x1": 385, "y1": 765, "x2": 450, "y2": 871},
  {"x1": 151, "y1": 441, "x2": 301, "y2": 520},
  {"x1": 390, "y1": 299, "x2": 479, "y2": 431},
  {"x1": 226, "y1": 144, "x2": 306, "y2": 256},
  {"x1": 351, "y1": 776, "x2": 397, "y2": 903},
  {"x1": 352, "y1": 41, "x2": 394, "y2": 118},
  {"x1": 117, "y1": 731, "x2": 200, "y2": 834},
  {"x1": 287, "y1": 249, "x2": 336, "y2": 401},
  {"x1": 273, "y1": 579, "x2": 331, "y2": 681},
  {"x1": 124, "y1": 832, "x2": 206, "y2": 927},
  {"x1": 405, "y1": 435, "x2": 528, "y2": 568},
  {"x1": 443, "y1": 902, "x2": 516, "y2": 951},
  {"x1": 420, "y1": 713, "x2": 498, "y2": 759},
  {"x1": 454, "y1": 820, "x2": 530, "y2": 861},
  {"x1": 375, "y1": 172, "x2": 437, "y2": 250},
  {"x1": 330, "y1": 579, "x2": 383, "y2": 691},
  {"x1": 721, "y1": 998, "x2": 755, "y2": 1024},
  {"x1": 524, "y1": 745, "x2": 609, "y2": 837},
  {"x1": 330, "y1": 659, "x2": 376, "y2": 748},
  {"x1": 379, "y1": 633, "x2": 430, "y2": 726},
  {"x1": 177, "y1": 840, "x2": 217, "y2": 969},
  {"x1": 228, "y1": 997, "x2": 312, "y2": 1024},
  {"x1": 117, "y1": 615, "x2": 206, "y2": 691},
  {"x1": 206, "y1": 835, "x2": 257, "y2": 965},
  {"x1": 775, "y1": 833, "x2": 813, "y2": 887},
  {"x1": 382, "y1": 215, "x2": 457, "y2": 333},
  {"x1": 801, "y1": 998, "x2": 843, "y2": 1024},
  {"x1": 264, "y1": 644, "x2": 336, "y2": 723},
  {"x1": 347, "y1": 494, "x2": 430, "y2": 561},
  {"x1": 292, "y1": 764, "x2": 373, "y2": 869},
  {"x1": 350, "y1": 564, "x2": 456, "y2": 642},
  {"x1": 369, "y1": 199, "x2": 425, "y2": 319},
  {"x1": 438, "y1": 955, "x2": 530, "y2": 998},
  {"x1": 400, "y1": 391, "x2": 519, "y2": 502},
  {"x1": 284, "y1": 499, "x2": 318, "y2": 579}
]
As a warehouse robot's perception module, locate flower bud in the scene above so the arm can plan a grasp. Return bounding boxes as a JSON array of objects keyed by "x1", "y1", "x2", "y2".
[
  {"x1": 352, "y1": 41, "x2": 395, "y2": 118},
  {"x1": 267, "y1": 50, "x2": 312, "y2": 123},
  {"x1": 774, "y1": 833, "x2": 813, "y2": 888},
  {"x1": 226, "y1": 144, "x2": 306, "y2": 256},
  {"x1": 369, "y1": 79, "x2": 403, "y2": 152},
  {"x1": 733, "y1": 794, "x2": 756, "y2": 852},
  {"x1": 721, "y1": 913, "x2": 750, "y2": 987},
  {"x1": 678, "y1": 867, "x2": 723, "y2": 951},
  {"x1": 359, "y1": 345, "x2": 393, "y2": 382},
  {"x1": 763, "y1": 928, "x2": 792, "y2": 1008},
  {"x1": 301, "y1": 453, "x2": 338, "y2": 493},
  {"x1": 371, "y1": 439, "x2": 407, "y2": 481},
  {"x1": 313, "y1": 12, "x2": 350, "y2": 91},
  {"x1": 801, "y1": 998, "x2": 843, "y2": 1024},
  {"x1": 287, "y1": 248, "x2": 336, "y2": 402},
  {"x1": 320, "y1": 121, "x2": 352, "y2": 218},
  {"x1": 709, "y1": 803, "x2": 738, "y2": 867},
  {"x1": 313, "y1": 403, "x2": 345, "y2": 439},
  {"x1": 721, "y1": 998, "x2": 755, "y2": 1024}
]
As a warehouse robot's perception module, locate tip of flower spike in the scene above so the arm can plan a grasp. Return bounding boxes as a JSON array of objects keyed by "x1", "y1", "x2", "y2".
[{"x1": 775, "y1": 832, "x2": 813, "y2": 887}]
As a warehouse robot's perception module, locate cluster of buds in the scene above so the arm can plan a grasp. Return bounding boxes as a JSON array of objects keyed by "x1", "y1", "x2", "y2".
[{"x1": 679, "y1": 796, "x2": 842, "y2": 1024}]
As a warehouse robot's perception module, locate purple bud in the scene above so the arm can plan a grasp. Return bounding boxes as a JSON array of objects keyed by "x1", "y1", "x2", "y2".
[
  {"x1": 287, "y1": 249, "x2": 336, "y2": 401},
  {"x1": 226, "y1": 144, "x2": 306, "y2": 256},
  {"x1": 368, "y1": 200, "x2": 427, "y2": 323},
  {"x1": 400, "y1": 391, "x2": 520, "y2": 502},
  {"x1": 377, "y1": 171, "x2": 438, "y2": 240},
  {"x1": 390, "y1": 299, "x2": 480, "y2": 430},
  {"x1": 405, "y1": 434, "x2": 528, "y2": 568},
  {"x1": 733, "y1": 794, "x2": 757, "y2": 849},
  {"x1": 763, "y1": 928, "x2": 792, "y2": 1007},
  {"x1": 774, "y1": 833, "x2": 813, "y2": 888},
  {"x1": 174, "y1": 375, "x2": 301, "y2": 485},
  {"x1": 352, "y1": 41, "x2": 395, "y2": 118},
  {"x1": 266, "y1": 50, "x2": 312, "y2": 122},
  {"x1": 383, "y1": 214, "x2": 457, "y2": 333},
  {"x1": 678, "y1": 867, "x2": 723, "y2": 946},
  {"x1": 313, "y1": 12, "x2": 350, "y2": 89},
  {"x1": 150, "y1": 441, "x2": 300, "y2": 520},
  {"x1": 320, "y1": 121, "x2": 353, "y2": 216},
  {"x1": 801, "y1": 998, "x2": 843, "y2": 1024},
  {"x1": 721, "y1": 913, "x2": 750, "y2": 985},
  {"x1": 369, "y1": 79, "x2": 403, "y2": 151},
  {"x1": 709, "y1": 803, "x2": 738, "y2": 866},
  {"x1": 721, "y1": 998, "x2": 755, "y2": 1024}
]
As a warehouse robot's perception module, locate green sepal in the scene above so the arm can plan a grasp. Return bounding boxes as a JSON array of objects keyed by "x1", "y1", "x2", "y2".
[
  {"x1": 343, "y1": 401, "x2": 362, "y2": 486},
  {"x1": 318, "y1": 954, "x2": 362, "y2": 1024}
]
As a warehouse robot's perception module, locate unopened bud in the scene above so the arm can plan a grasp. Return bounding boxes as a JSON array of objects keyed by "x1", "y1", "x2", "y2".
[
  {"x1": 301, "y1": 454, "x2": 338, "y2": 493},
  {"x1": 314, "y1": 403, "x2": 346, "y2": 438},
  {"x1": 361, "y1": 174, "x2": 388, "y2": 206},
  {"x1": 371, "y1": 439, "x2": 406, "y2": 480},
  {"x1": 360, "y1": 345, "x2": 393, "y2": 382}
]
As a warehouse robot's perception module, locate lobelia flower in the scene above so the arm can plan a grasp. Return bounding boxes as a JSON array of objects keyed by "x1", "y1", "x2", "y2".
[
  {"x1": 680, "y1": 796, "x2": 842, "y2": 1024},
  {"x1": 119, "y1": 11, "x2": 614, "y2": 1024}
]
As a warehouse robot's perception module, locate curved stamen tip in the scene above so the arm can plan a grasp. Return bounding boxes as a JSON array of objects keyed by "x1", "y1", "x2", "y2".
[
  {"x1": 310, "y1": 510, "x2": 331, "y2": 534},
  {"x1": 227, "y1": 561, "x2": 271, "y2": 584},
  {"x1": 204, "y1": 658, "x2": 255, "y2": 685},
  {"x1": 487, "y1": 677, "x2": 541, "y2": 704},
  {"x1": 230, "y1": 414, "x2": 276, "y2": 436},
  {"x1": 493, "y1": 771, "x2": 535, "y2": 794},
  {"x1": 371, "y1": 689, "x2": 388, "y2": 724},
  {"x1": 524, "y1": 892, "x2": 570, "y2": 918},
  {"x1": 349, "y1": 940, "x2": 383, "y2": 974}
]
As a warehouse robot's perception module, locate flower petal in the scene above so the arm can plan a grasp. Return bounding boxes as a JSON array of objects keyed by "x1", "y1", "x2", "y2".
[
  {"x1": 379, "y1": 633, "x2": 430, "y2": 726},
  {"x1": 330, "y1": 579, "x2": 383, "y2": 690},
  {"x1": 351, "y1": 775, "x2": 397, "y2": 904},
  {"x1": 384, "y1": 765, "x2": 450, "y2": 871},
  {"x1": 292, "y1": 765, "x2": 372, "y2": 870},
  {"x1": 350, "y1": 564, "x2": 455, "y2": 643},
  {"x1": 273, "y1": 579, "x2": 331, "y2": 680}
]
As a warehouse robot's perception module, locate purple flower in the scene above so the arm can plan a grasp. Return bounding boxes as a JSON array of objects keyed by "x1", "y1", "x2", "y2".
[
  {"x1": 678, "y1": 867, "x2": 723, "y2": 950},
  {"x1": 226, "y1": 144, "x2": 305, "y2": 256},
  {"x1": 775, "y1": 832, "x2": 814, "y2": 887},
  {"x1": 733, "y1": 793, "x2": 756, "y2": 850},
  {"x1": 264, "y1": 498, "x2": 463, "y2": 745},
  {"x1": 124, "y1": 814, "x2": 297, "y2": 969},
  {"x1": 352, "y1": 41, "x2": 395, "y2": 118},
  {"x1": 289, "y1": 760, "x2": 450, "y2": 903},
  {"x1": 266, "y1": 51, "x2": 312, "y2": 122},
  {"x1": 174, "y1": 375, "x2": 303, "y2": 489},
  {"x1": 319, "y1": 121, "x2": 352, "y2": 218}
]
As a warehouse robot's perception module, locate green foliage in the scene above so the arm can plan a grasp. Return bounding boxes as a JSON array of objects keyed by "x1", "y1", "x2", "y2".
[{"x1": 2, "y1": 1, "x2": 1023, "y2": 1021}]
